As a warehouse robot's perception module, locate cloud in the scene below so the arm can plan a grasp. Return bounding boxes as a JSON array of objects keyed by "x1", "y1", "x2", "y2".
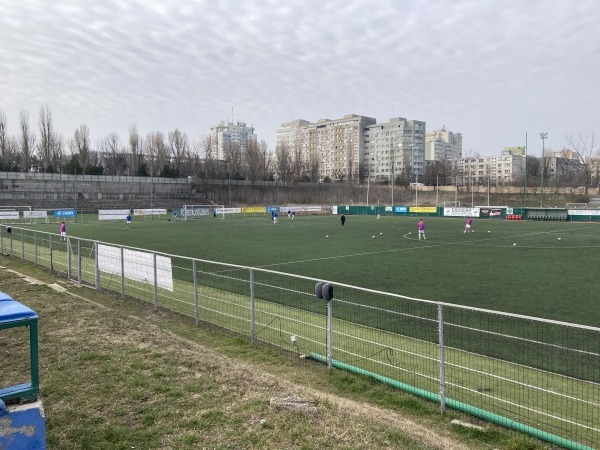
[{"x1": 0, "y1": 0, "x2": 598, "y2": 154}]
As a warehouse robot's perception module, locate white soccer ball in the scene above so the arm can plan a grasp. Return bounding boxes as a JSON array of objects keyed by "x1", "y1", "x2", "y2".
[
  {"x1": 558, "y1": 237, "x2": 562, "y2": 240},
  {"x1": 325, "y1": 235, "x2": 329, "y2": 238},
  {"x1": 513, "y1": 243, "x2": 517, "y2": 246},
  {"x1": 408, "y1": 231, "x2": 412, "y2": 235},
  {"x1": 379, "y1": 232, "x2": 383, "y2": 235},
  {"x1": 488, "y1": 230, "x2": 491, "y2": 233},
  {"x1": 372, "y1": 235, "x2": 375, "y2": 238}
]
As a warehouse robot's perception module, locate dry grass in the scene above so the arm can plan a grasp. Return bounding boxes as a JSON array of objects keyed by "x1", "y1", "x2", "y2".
[{"x1": 0, "y1": 257, "x2": 549, "y2": 450}]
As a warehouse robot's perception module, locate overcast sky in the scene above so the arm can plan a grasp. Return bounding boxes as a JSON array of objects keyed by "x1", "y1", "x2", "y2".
[{"x1": 1, "y1": 0, "x2": 598, "y2": 156}]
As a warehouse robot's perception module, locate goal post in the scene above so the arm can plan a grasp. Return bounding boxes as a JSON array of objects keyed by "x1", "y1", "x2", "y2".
[{"x1": 182, "y1": 204, "x2": 225, "y2": 220}]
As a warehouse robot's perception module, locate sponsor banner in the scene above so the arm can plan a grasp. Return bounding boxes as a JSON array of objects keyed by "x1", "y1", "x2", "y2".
[
  {"x1": 99, "y1": 209, "x2": 130, "y2": 221},
  {"x1": 480, "y1": 208, "x2": 503, "y2": 218},
  {"x1": 98, "y1": 244, "x2": 173, "y2": 292},
  {"x1": 266, "y1": 206, "x2": 278, "y2": 213},
  {"x1": 443, "y1": 207, "x2": 480, "y2": 217},
  {"x1": 0, "y1": 211, "x2": 19, "y2": 219},
  {"x1": 53, "y1": 209, "x2": 77, "y2": 218},
  {"x1": 215, "y1": 207, "x2": 241, "y2": 214},
  {"x1": 24, "y1": 210, "x2": 48, "y2": 219},
  {"x1": 568, "y1": 209, "x2": 600, "y2": 216},
  {"x1": 394, "y1": 206, "x2": 408, "y2": 213},
  {"x1": 242, "y1": 207, "x2": 266, "y2": 213},
  {"x1": 134, "y1": 209, "x2": 167, "y2": 216},
  {"x1": 410, "y1": 206, "x2": 437, "y2": 214}
]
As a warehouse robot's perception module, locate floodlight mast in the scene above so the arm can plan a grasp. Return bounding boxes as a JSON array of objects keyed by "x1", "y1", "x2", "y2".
[{"x1": 540, "y1": 132, "x2": 548, "y2": 207}]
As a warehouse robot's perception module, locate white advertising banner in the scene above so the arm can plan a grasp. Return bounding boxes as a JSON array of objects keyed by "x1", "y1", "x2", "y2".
[
  {"x1": 98, "y1": 244, "x2": 174, "y2": 292},
  {"x1": 443, "y1": 207, "x2": 480, "y2": 217},
  {"x1": 24, "y1": 210, "x2": 48, "y2": 218},
  {"x1": 0, "y1": 211, "x2": 19, "y2": 219},
  {"x1": 99, "y1": 209, "x2": 130, "y2": 221},
  {"x1": 215, "y1": 207, "x2": 241, "y2": 214},
  {"x1": 568, "y1": 210, "x2": 600, "y2": 216},
  {"x1": 134, "y1": 209, "x2": 167, "y2": 216}
]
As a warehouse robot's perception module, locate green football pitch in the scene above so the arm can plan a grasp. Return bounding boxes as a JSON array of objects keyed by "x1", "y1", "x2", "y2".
[{"x1": 31, "y1": 214, "x2": 600, "y2": 327}]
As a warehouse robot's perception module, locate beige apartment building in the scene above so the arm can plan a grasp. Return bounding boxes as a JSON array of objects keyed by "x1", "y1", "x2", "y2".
[{"x1": 276, "y1": 114, "x2": 376, "y2": 182}]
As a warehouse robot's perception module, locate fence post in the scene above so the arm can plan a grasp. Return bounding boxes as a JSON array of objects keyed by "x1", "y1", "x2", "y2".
[
  {"x1": 77, "y1": 239, "x2": 82, "y2": 284},
  {"x1": 327, "y1": 299, "x2": 333, "y2": 369},
  {"x1": 193, "y1": 260, "x2": 199, "y2": 326},
  {"x1": 153, "y1": 252, "x2": 158, "y2": 311},
  {"x1": 120, "y1": 247, "x2": 125, "y2": 299},
  {"x1": 94, "y1": 242, "x2": 100, "y2": 290},
  {"x1": 34, "y1": 231, "x2": 37, "y2": 266},
  {"x1": 67, "y1": 238, "x2": 71, "y2": 279},
  {"x1": 49, "y1": 234, "x2": 52, "y2": 271},
  {"x1": 250, "y1": 269, "x2": 256, "y2": 343},
  {"x1": 21, "y1": 228, "x2": 24, "y2": 258},
  {"x1": 438, "y1": 303, "x2": 446, "y2": 415}
]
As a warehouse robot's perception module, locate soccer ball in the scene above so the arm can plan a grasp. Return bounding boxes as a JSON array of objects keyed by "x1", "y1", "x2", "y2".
[
  {"x1": 408, "y1": 232, "x2": 412, "y2": 235},
  {"x1": 558, "y1": 237, "x2": 561, "y2": 240},
  {"x1": 325, "y1": 235, "x2": 329, "y2": 238},
  {"x1": 488, "y1": 230, "x2": 491, "y2": 233},
  {"x1": 372, "y1": 235, "x2": 375, "y2": 238},
  {"x1": 379, "y1": 232, "x2": 383, "y2": 235},
  {"x1": 513, "y1": 243, "x2": 517, "y2": 246}
]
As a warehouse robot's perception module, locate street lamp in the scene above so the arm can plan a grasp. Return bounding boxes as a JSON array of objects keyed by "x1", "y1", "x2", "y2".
[{"x1": 540, "y1": 132, "x2": 548, "y2": 207}]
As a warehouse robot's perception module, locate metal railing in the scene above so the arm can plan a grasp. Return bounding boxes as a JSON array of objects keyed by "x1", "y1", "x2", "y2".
[{"x1": 1, "y1": 225, "x2": 598, "y2": 450}]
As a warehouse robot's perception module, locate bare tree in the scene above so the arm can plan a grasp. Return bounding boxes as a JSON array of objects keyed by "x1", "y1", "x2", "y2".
[
  {"x1": 0, "y1": 110, "x2": 9, "y2": 169},
  {"x1": 244, "y1": 137, "x2": 263, "y2": 184},
  {"x1": 144, "y1": 131, "x2": 168, "y2": 175},
  {"x1": 37, "y1": 104, "x2": 61, "y2": 170},
  {"x1": 74, "y1": 125, "x2": 91, "y2": 170},
  {"x1": 566, "y1": 133, "x2": 599, "y2": 191},
  {"x1": 167, "y1": 129, "x2": 189, "y2": 175},
  {"x1": 128, "y1": 124, "x2": 142, "y2": 175},
  {"x1": 224, "y1": 142, "x2": 244, "y2": 179},
  {"x1": 98, "y1": 132, "x2": 127, "y2": 174},
  {"x1": 19, "y1": 110, "x2": 35, "y2": 172},
  {"x1": 275, "y1": 143, "x2": 292, "y2": 182}
]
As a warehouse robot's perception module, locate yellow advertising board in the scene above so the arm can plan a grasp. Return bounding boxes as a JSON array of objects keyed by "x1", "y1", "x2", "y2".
[
  {"x1": 242, "y1": 207, "x2": 266, "y2": 213},
  {"x1": 410, "y1": 207, "x2": 437, "y2": 214}
]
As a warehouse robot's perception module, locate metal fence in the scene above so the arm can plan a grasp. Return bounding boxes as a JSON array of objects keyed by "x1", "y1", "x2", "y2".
[{"x1": 1, "y1": 225, "x2": 598, "y2": 450}]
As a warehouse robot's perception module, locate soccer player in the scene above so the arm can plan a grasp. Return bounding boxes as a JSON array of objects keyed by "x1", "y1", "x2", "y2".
[
  {"x1": 464, "y1": 217, "x2": 473, "y2": 233},
  {"x1": 59, "y1": 221, "x2": 67, "y2": 240},
  {"x1": 126, "y1": 213, "x2": 132, "y2": 226},
  {"x1": 418, "y1": 219, "x2": 426, "y2": 240},
  {"x1": 340, "y1": 214, "x2": 346, "y2": 227}
]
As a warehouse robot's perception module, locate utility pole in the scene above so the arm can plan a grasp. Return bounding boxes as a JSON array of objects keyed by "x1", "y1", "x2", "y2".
[{"x1": 540, "y1": 132, "x2": 548, "y2": 207}]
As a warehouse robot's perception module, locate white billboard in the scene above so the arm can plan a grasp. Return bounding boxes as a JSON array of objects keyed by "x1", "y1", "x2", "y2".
[{"x1": 98, "y1": 244, "x2": 173, "y2": 292}]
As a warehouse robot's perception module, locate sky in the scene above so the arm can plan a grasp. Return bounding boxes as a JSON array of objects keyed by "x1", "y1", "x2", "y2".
[{"x1": 1, "y1": 0, "x2": 598, "y2": 157}]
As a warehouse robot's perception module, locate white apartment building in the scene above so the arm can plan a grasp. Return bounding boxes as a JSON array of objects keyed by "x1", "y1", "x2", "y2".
[
  {"x1": 449, "y1": 154, "x2": 525, "y2": 186},
  {"x1": 364, "y1": 117, "x2": 426, "y2": 183},
  {"x1": 276, "y1": 114, "x2": 376, "y2": 182},
  {"x1": 425, "y1": 128, "x2": 462, "y2": 161},
  {"x1": 210, "y1": 121, "x2": 257, "y2": 161}
]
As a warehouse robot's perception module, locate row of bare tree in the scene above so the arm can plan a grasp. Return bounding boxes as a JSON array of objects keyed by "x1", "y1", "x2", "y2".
[{"x1": 1, "y1": 106, "x2": 598, "y2": 188}]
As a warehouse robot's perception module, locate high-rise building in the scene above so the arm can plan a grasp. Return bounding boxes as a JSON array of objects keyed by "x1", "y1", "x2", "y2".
[
  {"x1": 276, "y1": 114, "x2": 376, "y2": 182},
  {"x1": 364, "y1": 117, "x2": 426, "y2": 183},
  {"x1": 425, "y1": 128, "x2": 462, "y2": 161},
  {"x1": 210, "y1": 121, "x2": 256, "y2": 161}
]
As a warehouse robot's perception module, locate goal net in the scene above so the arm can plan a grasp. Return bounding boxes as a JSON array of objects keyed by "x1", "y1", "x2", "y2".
[{"x1": 182, "y1": 204, "x2": 225, "y2": 220}]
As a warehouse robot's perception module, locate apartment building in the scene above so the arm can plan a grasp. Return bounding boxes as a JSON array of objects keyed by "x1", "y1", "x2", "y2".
[
  {"x1": 210, "y1": 121, "x2": 257, "y2": 161},
  {"x1": 364, "y1": 117, "x2": 426, "y2": 183},
  {"x1": 448, "y1": 154, "x2": 525, "y2": 185},
  {"x1": 276, "y1": 114, "x2": 376, "y2": 182},
  {"x1": 425, "y1": 128, "x2": 462, "y2": 161}
]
